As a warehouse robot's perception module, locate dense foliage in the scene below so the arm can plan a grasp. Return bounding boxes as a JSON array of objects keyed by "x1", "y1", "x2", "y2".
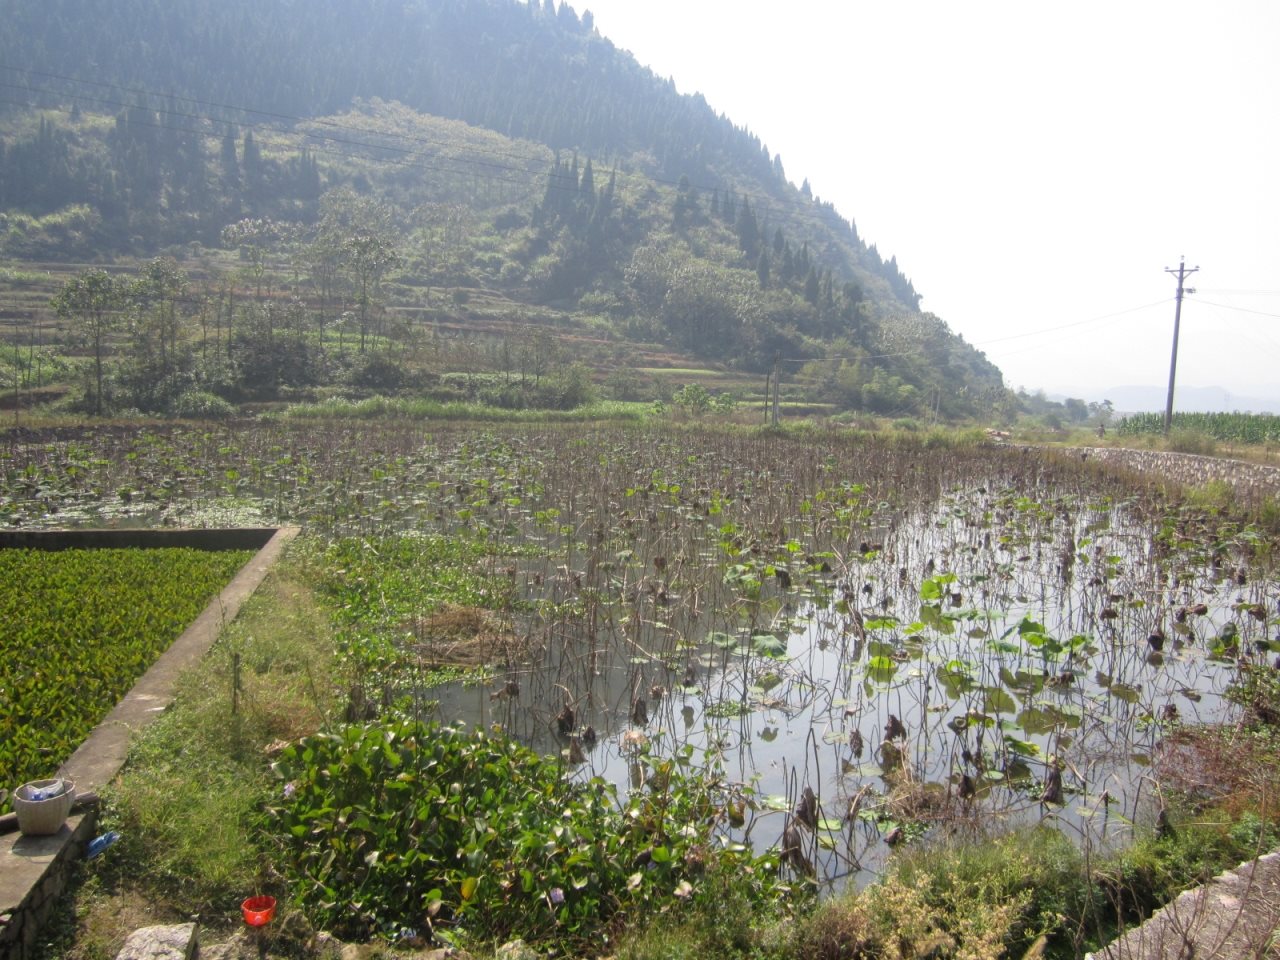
[
  {"x1": 270, "y1": 718, "x2": 786, "y2": 949},
  {"x1": 0, "y1": 547, "x2": 252, "y2": 802}
]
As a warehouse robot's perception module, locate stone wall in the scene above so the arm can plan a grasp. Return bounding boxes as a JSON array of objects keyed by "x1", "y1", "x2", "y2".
[
  {"x1": 0, "y1": 813, "x2": 98, "y2": 960},
  {"x1": 1061, "y1": 446, "x2": 1280, "y2": 509}
]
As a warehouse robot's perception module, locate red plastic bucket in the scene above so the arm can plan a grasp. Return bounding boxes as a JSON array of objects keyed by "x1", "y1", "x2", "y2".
[{"x1": 241, "y1": 896, "x2": 276, "y2": 927}]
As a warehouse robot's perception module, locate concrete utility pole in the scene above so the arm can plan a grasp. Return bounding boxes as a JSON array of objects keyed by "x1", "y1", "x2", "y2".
[
  {"x1": 1162, "y1": 257, "x2": 1198, "y2": 435},
  {"x1": 771, "y1": 353, "x2": 781, "y2": 427}
]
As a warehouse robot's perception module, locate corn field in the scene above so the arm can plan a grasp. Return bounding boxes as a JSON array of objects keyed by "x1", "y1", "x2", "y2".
[{"x1": 1116, "y1": 411, "x2": 1280, "y2": 445}]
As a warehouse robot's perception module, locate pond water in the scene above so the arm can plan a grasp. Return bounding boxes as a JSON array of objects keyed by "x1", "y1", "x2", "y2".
[{"x1": 433, "y1": 481, "x2": 1275, "y2": 887}]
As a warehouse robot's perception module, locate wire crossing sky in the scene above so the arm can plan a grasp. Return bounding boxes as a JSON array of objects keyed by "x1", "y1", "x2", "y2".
[{"x1": 581, "y1": 0, "x2": 1280, "y2": 405}]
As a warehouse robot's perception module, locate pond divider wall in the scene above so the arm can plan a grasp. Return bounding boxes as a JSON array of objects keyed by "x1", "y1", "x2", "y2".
[{"x1": 0, "y1": 526, "x2": 299, "y2": 960}]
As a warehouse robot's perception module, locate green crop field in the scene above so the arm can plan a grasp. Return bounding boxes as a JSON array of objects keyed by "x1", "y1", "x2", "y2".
[
  {"x1": 0, "y1": 547, "x2": 253, "y2": 802},
  {"x1": 1117, "y1": 411, "x2": 1280, "y2": 445}
]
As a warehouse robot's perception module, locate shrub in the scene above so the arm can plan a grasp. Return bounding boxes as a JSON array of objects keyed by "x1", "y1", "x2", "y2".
[
  {"x1": 792, "y1": 829, "x2": 1094, "y2": 960},
  {"x1": 349, "y1": 352, "x2": 407, "y2": 391},
  {"x1": 672, "y1": 383, "x2": 711, "y2": 415},
  {"x1": 169, "y1": 390, "x2": 235, "y2": 420},
  {"x1": 1167, "y1": 429, "x2": 1217, "y2": 456}
]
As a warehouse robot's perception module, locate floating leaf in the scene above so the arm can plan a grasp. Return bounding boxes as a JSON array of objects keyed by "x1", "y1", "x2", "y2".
[
  {"x1": 750, "y1": 633, "x2": 788, "y2": 659},
  {"x1": 867, "y1": 657, "x2": 899, "y2": 683},
  {"x1": 705, "y1": 700, "x2": 751, "y2": 719},
  {"x1": 982, "y1": 687, "x2": 1017, "y2": 715},
  {"x1": 1109, "y1": 683, "x2": 1141, "y2": 704}
]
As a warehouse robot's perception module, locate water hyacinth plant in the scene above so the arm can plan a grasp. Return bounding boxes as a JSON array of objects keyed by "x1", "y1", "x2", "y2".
[
  {"x1": 268, "y1": 718, "x2": 785, "y2": 949},
  {"x1": 0, "y1": 546, "x2": 253, "y2": 803}
]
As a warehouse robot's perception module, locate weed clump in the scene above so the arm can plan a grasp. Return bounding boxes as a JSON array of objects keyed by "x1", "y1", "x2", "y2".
[{"x1": 788, "y1": 829, "x2": 1089, "y2": 960}]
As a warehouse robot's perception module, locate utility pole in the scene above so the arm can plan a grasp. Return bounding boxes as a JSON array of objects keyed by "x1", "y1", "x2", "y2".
[
  {"x1": 771, "y1": 353, "x2": 780, "y2": 428},
  {"x1": 1162, "y1": 257, "x2": 1198, "y2": 435}
]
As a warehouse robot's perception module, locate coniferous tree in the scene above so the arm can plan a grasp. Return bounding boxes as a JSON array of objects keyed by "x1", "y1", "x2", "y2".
[
  {"x1": 242, "y1": 130, "x2": 263, "y2": 206},
  {"x1": 220, "y1": 131, "x2": 240, "y2": 190},
  {"x1": 804, "y1": 267, "x2": 820, "y2": 305},
  {"x1": 734, "y1": 195, "x2": 758, "y2": 260}
]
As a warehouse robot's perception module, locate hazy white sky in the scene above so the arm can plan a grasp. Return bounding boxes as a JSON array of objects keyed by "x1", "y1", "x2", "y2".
[{"x1": 579, "y1": 1, "x2": 1280, "y2": 404}]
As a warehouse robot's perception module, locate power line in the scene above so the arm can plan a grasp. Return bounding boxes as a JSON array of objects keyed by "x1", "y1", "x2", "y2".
[
  {"x1": 1194, "y1": 299, "x2": 1280, "y2": 320},
  {"x1": 1196, "y1": 289, "x2": 1280, "y2": 296},
  {"x1": 970, "y1": 298, "x2": 1172, "y2": 347}
]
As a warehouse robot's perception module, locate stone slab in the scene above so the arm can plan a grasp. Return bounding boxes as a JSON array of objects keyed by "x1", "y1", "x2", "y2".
[
  {"x1": 0, "y1": 814, "x2": 92, "y2": 915},
  {"x1": 114, "y1": 922, "x2": 196, "y2": 960}
]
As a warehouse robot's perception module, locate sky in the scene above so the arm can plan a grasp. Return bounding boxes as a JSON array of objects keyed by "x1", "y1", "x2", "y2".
[{"x1": 578, "y1": 1, "x2": 1280, "y2": 407}]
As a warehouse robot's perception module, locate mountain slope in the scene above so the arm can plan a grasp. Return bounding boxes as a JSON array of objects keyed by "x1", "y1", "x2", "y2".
[{"x1": 0, "y1": 0, "x2": 1006, "y2": 417}]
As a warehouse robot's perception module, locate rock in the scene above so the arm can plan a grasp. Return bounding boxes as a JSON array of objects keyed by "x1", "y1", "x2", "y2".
[
  {"x1": 114, "y1": 923, "x2": 197, "y2": 960},
  {"x1": 308, "y1": 931, "x2": 344, "y2": 957},
  {"x1": 496, "y1": 939, "x2": 540, "y2": 960},
  {"x1": 424, "y1": 950, "x2": 474, "y2": 960},
  {"x1": 198, "y1": 930, "x2": 251, "y2": 960}
]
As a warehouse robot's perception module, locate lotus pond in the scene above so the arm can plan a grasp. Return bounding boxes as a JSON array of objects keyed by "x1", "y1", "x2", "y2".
[{"x1": 3, "y1": 423, "x2": 1277, "y2": 889}]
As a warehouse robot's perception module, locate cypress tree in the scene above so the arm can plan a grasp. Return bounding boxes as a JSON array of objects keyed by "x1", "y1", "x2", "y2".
[
  {"x1": 735, "y1": 196, "x2": 759, "y2": 260},
  {"x1": 804, "y1": 267, "x2": 820, "y2": 305},
  {"x1": 220, "y1": 131, "x2": 240, "y2": 190},
  {"x1": 242, "y1": 130, "x2": 262, "y2": 202}
]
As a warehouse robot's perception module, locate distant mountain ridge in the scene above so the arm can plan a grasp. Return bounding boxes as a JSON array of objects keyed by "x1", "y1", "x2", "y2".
[{"x1": 1051, "y1": 385, "x2": 1280, "y2": 415}]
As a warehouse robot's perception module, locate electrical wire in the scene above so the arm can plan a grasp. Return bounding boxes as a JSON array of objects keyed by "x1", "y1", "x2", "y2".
[
  {"x1": 970, "y1": 299, "x2": 1172, "y2": 347},
  {"x1": 1194, "y1": 300, "x2": 1280, "y2": 320}
]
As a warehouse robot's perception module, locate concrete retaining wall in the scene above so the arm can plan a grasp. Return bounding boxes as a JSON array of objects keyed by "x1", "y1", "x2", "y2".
[
  {"x1": 1071, "y1": 447, "x2": 1280, "y2": 508},
  {"x1": 1092, "y1": 849, "x2": 1280, "y2": 960},
  {"x1": 0, "y1": 814, "x2": 98, "y2": 960}
]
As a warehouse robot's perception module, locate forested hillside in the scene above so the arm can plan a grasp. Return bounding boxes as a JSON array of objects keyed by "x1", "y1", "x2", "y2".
[{"x1": 0, "y1": 0, "x2": 1007, "y2": 418}]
